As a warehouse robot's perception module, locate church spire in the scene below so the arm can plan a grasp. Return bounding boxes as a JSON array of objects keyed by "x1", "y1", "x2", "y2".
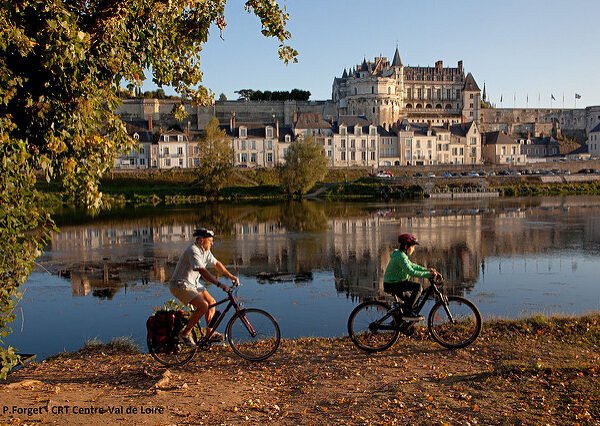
[
  {"x1": 391, "y1": 46, "x2": 402, "y2": 67},
  {"x1": 482, "y1": 81, "x2": 487, "y2": 102}
]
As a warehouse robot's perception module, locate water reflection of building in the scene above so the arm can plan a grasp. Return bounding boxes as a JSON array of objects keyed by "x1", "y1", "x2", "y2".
[{"x1": 43, "y1": 198, "x2": 600, "y2": 302}]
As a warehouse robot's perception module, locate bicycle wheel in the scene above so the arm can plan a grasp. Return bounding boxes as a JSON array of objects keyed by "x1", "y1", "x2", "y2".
[
  {"x1": 148, "y1": 328, "x2": 199, "y2": 367},
  {"x1": 226, "y1": 308, "x2": 281, "y2": 361},
  {"x1": 347, "y1": 301, "x2": 399, "y2": 353},
  {"x1": 428, "y1": 296, "x2": 482, "y2": 349}
]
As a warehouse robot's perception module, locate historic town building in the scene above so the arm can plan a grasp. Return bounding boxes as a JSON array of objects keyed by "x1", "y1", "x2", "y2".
[{"x1": 332, "y1": 48, "x2": 481, "y2": 130}]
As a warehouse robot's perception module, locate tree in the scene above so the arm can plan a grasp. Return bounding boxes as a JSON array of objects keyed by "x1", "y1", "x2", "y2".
[
  {"x1": 196, "y1": 117, "x2": 233, "y2": 195},
  {"x1": 279, "y1": 136, "x2": 328, "y2": 197},
  {"x1": 0, "y1": 0, "x2": 296, "y2": 378},
  {"x1": 218, "y1": 93, "x2": 228, "y2": 102},
  {"x1": 235, "y1": 89, "x2": 256, "y2": 101}
]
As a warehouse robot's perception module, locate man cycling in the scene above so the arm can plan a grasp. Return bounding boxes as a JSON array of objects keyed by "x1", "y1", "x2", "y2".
[{"x1": 169, "y1": 228, "x2": 239, "y2": 346}]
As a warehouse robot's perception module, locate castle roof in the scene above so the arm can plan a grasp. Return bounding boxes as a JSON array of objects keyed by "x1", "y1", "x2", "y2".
[
  {"x1": 391, "y1": 47, "x2": 402, "y2": 67},
  {"x1": 463, "y1": 72, "x2": 480, "y2": 91},
  {"x1": 590, "y1": 123, "x2": 600, "y2": 133}
]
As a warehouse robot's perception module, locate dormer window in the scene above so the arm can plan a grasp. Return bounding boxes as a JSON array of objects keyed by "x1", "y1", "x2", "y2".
[
  {"x1": 340, "y1": 126, "x2": 347, "y2": 136},
  {"x1": 285, "y1": 134, "x2": 291, "y2": 143},
  {"x1": 240, "y1": 127, "x2": 247, "y2": 138},
  {"x1": 355, "y1": 127, "x2": 362, "y2": 136},
  {"x1": 266, "y1": 126, "x2": 273, "y2": 138}
]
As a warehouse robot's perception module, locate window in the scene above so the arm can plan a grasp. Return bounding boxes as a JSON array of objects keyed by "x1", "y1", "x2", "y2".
[
  {"x1": 177, "y1": 135, "x2": 184, "y2": 142},
  {"x1": 140, "y1": 158, "x2": 145, "y2": 165},
  {"x1": 241, "y1": 153, "x2": 248, "y2": 162},
  {"x1": 250, "y1": 153, "x2": 256, "y2": 163},
  {"x1": 266, "y1": 127, "x2": 273, "y2": 138},
  {"x1": 327, "y1": 150, "x2": 332, "y2": 157},
  {"x1": 267, "y1": 140, "x2": 272, "y2": 149},
  {"x1": 361, "y1": 152, "x2": 366, "y2": 160},
  {"x1": 241, "y1": 141, "x2": 246, "y2": 150},
  {"x1": 341, "y1": 139, "x2": 346, "y2": 148},
  {"x1": 361, "y1": 139, "x2": 366, "y2": 149},
  {"x1": 350, "y1": 139, "x2": 355, "y2": 148},
  {"x1": 341, "y1": 127, "x2": 347, "y2": 136},
  {"x1": 371, "y1": 140, "x2": 376, "y2": 149},
  {"x1": 193, "y1": 146, "x2": 198, "y2": 154},
  {"x1": 446, "y1": 89, "x2": 451, "y2": 99},
  {"x1": 351, "y1": 152, "x2": 355, "y2": 161},
  {"x1": 165, "y1": 159, "x2": 171, "y2": 166},
  {"x1": 133, "y1": 133, "x2": 139, "y2": 140},
  {"x1": 371, "y1": 152, "x2": 375, "y2": 160},
  {"x1": 240, "y1": 127, "x2": 247, "y2": 138},
  {"x1": 193, "y1": 158, "x2": 199, "y2": 166},
  {"x1": 407, "y1": 88, "x2": 412, "y2": 98},
  {"x1": 417, "y1": 88, "x2": 422, "y2": 99},
  {"x1": 267, "y1": 153, "x2": 273, "y2": 162},
  {"x1": 163, "y1": 147, "x2": 169, "y2": 155},
  {"x1": 341, "y1": 152, "x2": 346, "y2": 161},
  {"x1": 177, "y1": 147, "x2": 183, "y2": 155},
  {"x1": 251, "y1": 140, "x2": 256, "y2": 150},
  {"x1": 129, "y1": 158, "x2": 135, "y2": 165},
  {"x1": 179, "y1": 158, "x2": 183, "y2": 167},
  {"x1": 285, "y1": 135, "x2": 291, "y2": 142},
  {"x1": 140, "y1": 147, "x2": 145, "y2": 154}
]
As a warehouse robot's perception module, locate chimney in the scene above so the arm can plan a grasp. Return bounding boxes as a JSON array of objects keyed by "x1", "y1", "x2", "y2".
[
  {"x1": 276, "y1": 120, "x2": 279, "y2": 138},
  {"x1": 436, "y1": 60, "x2": 443, "y2": 72},
  {"x1": 458, "y1": 60, "x2": 463, "y2": 74},
  {"x1": 148, "y1": 114, "x2": 152, "y2": 131}
]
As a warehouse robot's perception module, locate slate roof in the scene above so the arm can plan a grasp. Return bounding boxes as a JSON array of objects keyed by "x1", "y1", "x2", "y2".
[
  {"x1": 590, "y1": 122, "x2": 600, "y2": 133},
  {"x1": 463, "y1": 72, "x2": 480, "y2": 91},
  {"x1": 294, "y1": 112, "x2": 331, "y2": 129},
  {"x1": 391, "y1": 47, "x2": 403, "y2": 67},
  {"x1": 450, "y1": 122, "x2": 475, "y2": 138},
  {"x1": 483, "y1": 131, "x2": 519, "y2": 145}
]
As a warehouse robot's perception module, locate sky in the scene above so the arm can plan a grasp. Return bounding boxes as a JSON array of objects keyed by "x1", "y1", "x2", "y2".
[{"x1": 143, "y1": 0, "x2": 600, "y2": 109}]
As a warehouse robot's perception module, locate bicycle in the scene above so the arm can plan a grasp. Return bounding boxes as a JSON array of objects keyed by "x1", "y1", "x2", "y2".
[
  {"x1": 148, "y1": 282, "x2": 281, "y2": 367},
  {"x1": 347, "y1": 275, "x2": 482, "y2": 352}
]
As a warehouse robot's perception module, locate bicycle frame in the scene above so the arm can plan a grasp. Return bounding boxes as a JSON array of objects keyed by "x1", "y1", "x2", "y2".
[
  {"x1": 200, "y1": 287, "x2": 257, "y2": 343},
  {"x1": 373, "y1": 278, "x2": 450, "y2": 331}
]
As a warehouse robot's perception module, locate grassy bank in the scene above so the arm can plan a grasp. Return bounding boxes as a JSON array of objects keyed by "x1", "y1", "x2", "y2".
[
  {"x1": 36, "y1": 168, "x2": 600, "y2": 209},
  {"x1": 2, "y1": 313, "x2": 598, "y2": 425}
]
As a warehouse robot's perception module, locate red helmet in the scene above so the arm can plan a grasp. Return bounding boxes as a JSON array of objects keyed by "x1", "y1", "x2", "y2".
[{"x1": 398, "y1": 233, "x2": 419, "y2": 247}]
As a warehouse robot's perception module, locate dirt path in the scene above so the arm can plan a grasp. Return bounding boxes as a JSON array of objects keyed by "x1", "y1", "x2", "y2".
[{"x1": 1, "y1": 316, "x2": 598, "y2": 425}]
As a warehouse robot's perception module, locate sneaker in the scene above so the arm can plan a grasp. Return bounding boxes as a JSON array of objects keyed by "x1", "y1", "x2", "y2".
[
  {"x1": 177, "y1": 331, "x2": 196, "y2": 348},
  {"x1": 401, "y1": 312, "x2": 424, "y2": 322},
  {"x1": 209, "y1": 331, "x2": 224, "y2": 342}
]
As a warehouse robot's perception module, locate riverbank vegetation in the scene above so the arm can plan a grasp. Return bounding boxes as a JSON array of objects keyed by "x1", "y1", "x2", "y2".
[{"x1": 2, "y1": 313, "x2": 598, "y2": 425}]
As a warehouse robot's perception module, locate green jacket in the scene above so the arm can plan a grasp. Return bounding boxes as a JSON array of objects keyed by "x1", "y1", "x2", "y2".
[{"x1": 383, "y1": 249, "x2": 431, "y2": 283}]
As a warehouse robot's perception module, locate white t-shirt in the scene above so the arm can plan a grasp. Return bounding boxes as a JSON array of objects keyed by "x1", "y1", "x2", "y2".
[{"x1": 169, "y1": 242, "x2": 218, "y2": 290}]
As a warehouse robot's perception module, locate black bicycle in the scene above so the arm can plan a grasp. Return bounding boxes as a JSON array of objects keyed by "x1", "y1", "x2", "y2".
[
  {"x1": 148, "y1": 282, "x2": 281, "y2": 367},
  {"x1": 348, "y1": 276, "x2": 482, "y2": 352}
]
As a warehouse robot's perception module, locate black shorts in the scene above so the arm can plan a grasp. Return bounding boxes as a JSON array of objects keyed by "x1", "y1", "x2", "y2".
[{"x1": 383, "y1": 281, "x2": 421, "y2": 301}]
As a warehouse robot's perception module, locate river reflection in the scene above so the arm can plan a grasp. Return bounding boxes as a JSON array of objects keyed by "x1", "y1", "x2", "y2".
[{"x1": 8, "y1": 196, "x2": 600, "y2": 359}]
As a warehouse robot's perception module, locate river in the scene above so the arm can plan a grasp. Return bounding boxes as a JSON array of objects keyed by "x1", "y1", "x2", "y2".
[{"x1": 6, "y1": 196, "x2": 600, "y2": 360}]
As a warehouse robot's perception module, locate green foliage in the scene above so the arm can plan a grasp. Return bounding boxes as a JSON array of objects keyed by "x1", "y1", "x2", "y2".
[
  {"x1": 0, "y1": 138, "x2": 54, "y2": 378},
  {"x1": 279, "y1": 136, "x2": 328, "y2": 197},
  {"x1": 0, "y1": 0, "x2": 295, "y2": 378},
  {"x1": 196, "y1": 117, "x2": 234, "y2": 195}
]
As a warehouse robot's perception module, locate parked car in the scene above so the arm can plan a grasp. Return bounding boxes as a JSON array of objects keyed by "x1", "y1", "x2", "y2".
[
  {"x1": 375, "y1": 170, "x2": 393, "y2": 178},
  {"x1": 441, "y1": 172, "x2": 453, "y2": 178}
]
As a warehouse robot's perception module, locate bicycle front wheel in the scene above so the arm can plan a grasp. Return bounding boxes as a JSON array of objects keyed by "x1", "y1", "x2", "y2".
[
  {"x1": 428, "y1": 296, "x2": 482, "y2": 349},
  {"x1": 347, "y1": 301, "x2": 399, "y2": 353},
  {"x1": 148, "y1": 328, "x2": 199, "y2": 367},
  {"x1": 226, "y1": 308, "x2": 281, "y2": 361}
]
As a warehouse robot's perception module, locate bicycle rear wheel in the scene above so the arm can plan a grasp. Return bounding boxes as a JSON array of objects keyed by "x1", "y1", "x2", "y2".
[
  {"x1": 347, "y1": 301, "x2": 399, "y2": 352},
  {"x1": 226, "y1": 308, "x2": 281, "y2": 361},
  {"x1": 148, "y1": 328, "x2": 199, "y2": 367},
  {"x1": 428, "y1": 296, "x2": 482, "y2": 349}
]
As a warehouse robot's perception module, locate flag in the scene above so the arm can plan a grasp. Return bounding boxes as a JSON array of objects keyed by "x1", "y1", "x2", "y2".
[
  {"x1": 575, "y1": 93, "x2": 581, "y2": 99},
  {"x1": 500, "y1": 94, "x2": 503, "y2": 102},
  {"x1": 551, "y1": 94, "x2": 556, "y2": 100}
]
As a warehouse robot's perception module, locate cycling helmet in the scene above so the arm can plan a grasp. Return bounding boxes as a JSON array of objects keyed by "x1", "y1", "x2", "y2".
[
  {"x1": 193, "y1": 228, "x2": 215, "y2": 238},
  {"x1": 398, "y1": 233, "x2": 419, "y2": 247}
]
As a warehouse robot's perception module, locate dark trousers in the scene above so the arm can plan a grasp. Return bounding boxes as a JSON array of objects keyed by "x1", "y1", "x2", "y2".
[{"x1": 383, "y1": 281, "x2": 422, "y2": 312}]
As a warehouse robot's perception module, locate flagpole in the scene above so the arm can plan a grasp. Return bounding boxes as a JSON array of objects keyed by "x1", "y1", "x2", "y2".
[{"x1": 562, "y1": 93, "x2": 564, "y2": 109}]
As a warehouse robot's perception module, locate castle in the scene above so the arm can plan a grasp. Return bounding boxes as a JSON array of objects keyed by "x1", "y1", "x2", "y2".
[{"x1": 115, "y1": 48, "x2": 600, "y2": 169}]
